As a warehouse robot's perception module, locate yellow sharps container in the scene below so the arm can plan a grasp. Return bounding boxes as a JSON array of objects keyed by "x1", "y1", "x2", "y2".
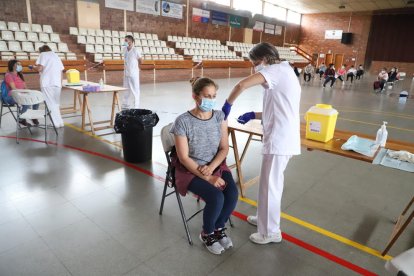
[
  {"x1": 66, "y1": 69, "x2": 80, "y2": 84},
  {"x1": 305, "y1": 104, "x2": 338, "y2": 142}
]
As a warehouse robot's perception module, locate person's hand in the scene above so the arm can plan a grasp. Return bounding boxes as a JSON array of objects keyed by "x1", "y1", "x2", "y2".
[
  {"x1": 237, "y1": 112, "x2": 255, "y2": 124},
  {"x1": 206, "y1": 175, "x2": 226, "y2": 189},
  {"x1": 222, "y1": 100, "x2": 232, "y2": 120},
  {"x1": 198, "y1": 165, "x2": 214, "y2": 176}
]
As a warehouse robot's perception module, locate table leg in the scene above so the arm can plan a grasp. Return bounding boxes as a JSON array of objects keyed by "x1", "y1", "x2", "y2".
[
  {"x1": 110, "y1": 91, "x2": 120, "y2": 127},
  {"x1": 85, "y1": 95, "x2": 95, "y2": 135},
  {"x1": 240, "y1": 134, "x2": 253, "y2": 165},
  {"x1": 81, "y1": 93, "x2": 87, "y2": 130},
  {"x1": 77, "y1": 91, "x2": 83, "y2": 112},
  {"x1": 230, "y1": 129, "x2": 245, "y2": 197}
]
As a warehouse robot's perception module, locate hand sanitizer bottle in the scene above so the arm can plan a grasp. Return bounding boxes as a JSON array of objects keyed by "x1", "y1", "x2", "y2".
[
  {"x1": 99, "y1": 78, "x2": 104, "y2": 89},
  {"x1": 375, "y1": 121, "x2": 388, "y2": 147}
]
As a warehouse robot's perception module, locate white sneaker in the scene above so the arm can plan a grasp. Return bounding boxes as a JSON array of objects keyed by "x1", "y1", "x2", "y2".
[
  {"x1": 249, "y1": 232, "x2": 282, "y2": 245},
  {"x1": 215, "y1": 228, "x2": 233, "y2": 250},
  {"x1": 247, "y1": 215, "x2": 257, "y2": 226},
  {"x1": 199, "y1": 233, "x2": 225, "y2": 255}
]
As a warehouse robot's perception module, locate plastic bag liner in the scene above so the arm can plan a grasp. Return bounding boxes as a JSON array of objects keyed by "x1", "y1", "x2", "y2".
[{"x1": 114, "y1": 109, "x2": 159, "y2": 133}]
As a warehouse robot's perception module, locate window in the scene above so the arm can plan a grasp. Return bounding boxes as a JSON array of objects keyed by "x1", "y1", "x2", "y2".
[
  {"x1": 233, "y1": 0, "x2": 263, "y2": 15},
  {"x1": 287, "y1": 10, "x2": 301, "y2": 25},
  {"x1": 208, "y1": 0, "x2": 230, "y2": 6},
  {"x1": 263, "y1": 2, "x2": 286, "y2": 21}
]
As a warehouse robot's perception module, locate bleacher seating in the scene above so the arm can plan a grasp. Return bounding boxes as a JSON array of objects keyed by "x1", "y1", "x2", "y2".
[
  {"x1": 0, "y1": 21, "x2": 77, "y2": 61},
  {"x1": 69, "y1": 27, "x2": 181, "y2": 62}
]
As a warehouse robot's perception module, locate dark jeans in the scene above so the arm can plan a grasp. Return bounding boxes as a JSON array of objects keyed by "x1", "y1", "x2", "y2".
[
  {"x1": 323, "y1": 76, "x2": 336, "y2": 87},
  {"x1": 380, "y1": 80, "x2": 387, "y2": 90},
  {"x1": 356, "y1": 70, "x2": 364, "y2": 79},
  {"x1": 304, "y1": 73, "x2": 311, "y2": 82},
  {"x1": 346, "y1": 73, "x2": 354, "y2": 82},
  {"x1": 187, "y1": 171, "x2": 238, "y2": 234},
  {"x1": 337, "y1": 75, "x2": 344, "y2": 82},
  {"x1": 319, "y1": 71, "x2": 325, "y2": 79}
]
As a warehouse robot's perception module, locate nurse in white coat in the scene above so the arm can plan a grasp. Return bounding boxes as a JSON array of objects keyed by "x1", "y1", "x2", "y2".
[
  {"x1": 222, "y1": 42, "x2": 301, "y2": 244},
  {"x1": 34, "y1": 45, "x2": 65, "y2": 128},
  {"x1": 122, "y1": 35, "x2": 142, "y2": 109}
]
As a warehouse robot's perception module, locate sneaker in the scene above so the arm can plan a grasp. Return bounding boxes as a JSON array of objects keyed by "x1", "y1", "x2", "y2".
[
  {"x1": 214, "y1": 228, "x2": 233, "y2": 250},
  {"x1": 32, "y1": 119, "x2": 39, "y2": 126},
  {"x1": 19, "y1": 119, "x2": 31, "y2": 127},
  {"x1": 199, "y1": 232, "x2": 225, "y2": 255},
  {"x1": 247, "y1": 215, "x2": 257, "y2": 226},
  {"x1": 249, "y1": 232, "x2": 282, "y2": 245}
]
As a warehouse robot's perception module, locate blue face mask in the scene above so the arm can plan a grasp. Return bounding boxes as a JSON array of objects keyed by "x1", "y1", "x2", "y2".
[
  {"x1": 199, "y1": 97, "x2": 216, "y2": 112},
  {"x1": 16, "y1": 65, "x2": 22, "y2": 72},
  {"x1": 123, "y1": 41, "x2": 129, "y2": 47}
]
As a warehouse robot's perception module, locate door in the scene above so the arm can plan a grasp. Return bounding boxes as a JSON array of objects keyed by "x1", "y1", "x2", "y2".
[
  {"x1": 312, "y1": 53, "x2": 318, "y2": 66},
  {"x1": 334, "y1": 54, "x2": 344, "y2": 70},
  {"x1": 325, "y1": 53, "x2": 333, "y2": 65}
]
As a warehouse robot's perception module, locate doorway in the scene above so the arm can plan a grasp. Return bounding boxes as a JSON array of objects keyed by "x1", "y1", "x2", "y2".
[
  {"x1": 334, "y1": 54, "x2": 344, "y2": 70},
  {"x1": 325, "y1": 53, "x2": 333, "y2": 65}
]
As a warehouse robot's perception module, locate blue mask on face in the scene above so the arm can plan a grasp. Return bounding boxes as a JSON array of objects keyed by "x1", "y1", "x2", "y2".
[
  {"x1": 123, "y1": 41, "x2": 129, "y2": 47},
  {"x1": 16, "y1": 65, "x2": 23, "y2": 72},
  {"x1": 199, "y1": 98, "x2": 216, "y2": 112}
]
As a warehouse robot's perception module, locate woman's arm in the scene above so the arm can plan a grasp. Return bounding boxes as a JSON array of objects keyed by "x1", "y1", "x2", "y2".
[
  {"x1": 227, "y1": 72, "x2": 266, "y2": 104},
  {"x1": 9, "y1": 81, "x2": 17, "y2": 90},
  {"x1": 199, "y1": 120, "x2": 229, "y2": 176},
  {"x1": 175, "y1": 135, "x2": 225, "y2": 187}
]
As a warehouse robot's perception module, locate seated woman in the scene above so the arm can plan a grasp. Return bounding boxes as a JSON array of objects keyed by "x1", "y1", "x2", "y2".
[
  {"x1": 170, "y1": 77, "x2": 238, "y2": 255},
  {"x1": 4, "y1": 59, "x2": 39, "y2": 126},
  {"x1": 388, "y1": 67, "x2": 398, "y2": 83}
]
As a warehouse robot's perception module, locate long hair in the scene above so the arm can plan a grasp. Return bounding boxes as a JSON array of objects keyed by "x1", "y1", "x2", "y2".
[
  {"x1": 248, "y1": 42, "x2": 280, "y2": 65},
  {"x1": 189, "y1": 77, "x2": 218, "y2": 96},
  {"x1": 7, "y1": 59, "x2": 24, "y2": 81}
]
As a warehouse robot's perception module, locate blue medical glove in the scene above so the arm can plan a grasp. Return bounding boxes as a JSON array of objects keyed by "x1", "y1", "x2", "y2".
[
  {"x1": 222, "y1": 100, "x2": 232, "y2": 120},
  {"x1": 237, "y1": 112, "x2": 255, "y2": 124}
]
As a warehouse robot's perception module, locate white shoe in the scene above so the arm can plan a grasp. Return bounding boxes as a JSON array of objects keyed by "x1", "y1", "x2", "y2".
[
  {"x1": 215, "y1": 228, "x2": 233, "y2": 250},
  {"x1": 247, "y1": 215, "x2": 257, "y2": 226},
  {"x1": 199, "y1": 233, "x2": 225, "y2": 255},
  {"x1": 249, "y1": 232, "x2": 282, "y2": 245}
]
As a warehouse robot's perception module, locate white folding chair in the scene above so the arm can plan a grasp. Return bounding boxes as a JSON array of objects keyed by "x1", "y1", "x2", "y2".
[
  {"x1": 42, "y1": 25, "x2": 53, "y2": 33},
  {"x1": 11, "y1": 89, "x2": 58, "y2": 144},
  {"x1": 69, "y1": 27, "x2": 78, "y2": 35}
]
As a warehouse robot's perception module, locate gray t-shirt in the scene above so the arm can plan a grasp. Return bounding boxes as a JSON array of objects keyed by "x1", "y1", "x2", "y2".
[{"x1": 170, "y1": 110, "x2": 225, "y2": 165}]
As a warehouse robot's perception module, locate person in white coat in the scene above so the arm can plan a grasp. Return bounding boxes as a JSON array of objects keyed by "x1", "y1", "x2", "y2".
[
  {"x1": 33, "y1": 45, "x2": 65, "y2": 128},
  {"x1": 222, "y1": 42, "x2": 301, "y2": 244},
  {"x1": 122, "y1": 35, "x2": 142, "y2": 109}
]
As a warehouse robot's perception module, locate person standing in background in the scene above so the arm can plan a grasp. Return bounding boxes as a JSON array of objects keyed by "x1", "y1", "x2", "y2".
[
  {"x1": 122, "y1": 35, "x2": 142, "y2": 109},
  {"x1": 33, "y1": 45, "x2": 64, "y2": 128}
]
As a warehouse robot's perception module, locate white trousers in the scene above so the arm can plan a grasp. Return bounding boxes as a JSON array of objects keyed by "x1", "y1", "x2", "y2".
[
  {"x1": 257, "y1": 154, "x2": 292, "y2": 236},
  {"x1": 123, "y1": 76, "x2": 140, "y2": 108},
  {"x1": 41, "y1": 86, "x2": 63, "y2": 126}
]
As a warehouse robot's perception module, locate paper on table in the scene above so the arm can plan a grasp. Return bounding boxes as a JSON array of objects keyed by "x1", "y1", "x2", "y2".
[
  {"x1": 341, "y1": 135, "x2": 379, "y2": 157},
  {"x1": 373, "y1": 148, "x2": 414, "y2": 173}
]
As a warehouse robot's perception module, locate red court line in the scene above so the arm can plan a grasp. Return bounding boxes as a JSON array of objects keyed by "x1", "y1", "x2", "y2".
[{"x1": 0, "y1": 136, "x2": 378, "y2": 276}]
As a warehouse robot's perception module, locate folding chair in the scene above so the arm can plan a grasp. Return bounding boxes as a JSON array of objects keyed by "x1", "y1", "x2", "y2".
[
  {"x1": 0, "y1": 94, "x2": 18, "y2": 127},
  {"x1": 159, "y1": 123, "x2": 232, "y2": 245},
  {"x1": 11, "y1": 89, "x2": 58, "y2": 144}
]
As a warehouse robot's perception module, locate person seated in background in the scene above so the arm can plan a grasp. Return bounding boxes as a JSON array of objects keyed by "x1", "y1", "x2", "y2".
[
  {"x1": 356, "y1": 64, "x2": 364, "y2": 80},
  {"x1": 377, "y1": 68, "x2": 389, "y2": 90},
  {"x1": 336, "y1": 64, "x2": 347, "y2": 82},
  {"x1": 170, "y1": 77, "x2": 238, "y2": 255},
  {"x1": 388, "y1": 67, "x2": 398, "y2": 83},
  {"x1": 303, "y1": 63, "x2": 314, "y2": 82},
  {"x1": 323, "y1": 63, "x2": 336, "y2": 88},
  {"x1": 346, "y1": 65, "x2": 357, "y2": 83},
  {"x1": 4, "y1": 59, "x2": 39, "y2": 126},
  {"x1": 318, "y1": 62, "x2": 327, "y2": 80}
]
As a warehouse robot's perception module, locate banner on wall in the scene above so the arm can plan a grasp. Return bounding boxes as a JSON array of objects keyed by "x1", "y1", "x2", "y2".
[
  {"x1": 192, "y1": 8, "x2": 210, "y2": 23},
  {"x1": 136, "y1": 0, "x2": 160, "y2": 16},
  {"x1": 229, "y1": 15, "x2": 242, "y2": 28},
  {"x1": 325, "y1": 30, "x2": 343, "y2": 39},
  {"x1": 211, "y1": 11, "x2": 228, "y2": 26},
  {"x1": 105, "y1": 0, "x2": 134, "y2": 11},
  {"x1": 275, "y1": 25, "x2": 282, "y2": 35},
  {"x1": 264, "y1": 23, "x2": 275, "y2": 34},
  {"x1": 161, "y1": 1, "x2": 183, "y2": 19},
  {"x1": 253, "y1": 21, "x2": 264, "y2": 32}
]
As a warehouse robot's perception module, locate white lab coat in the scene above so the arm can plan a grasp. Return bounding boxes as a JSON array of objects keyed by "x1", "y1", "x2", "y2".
[
  {"x1": 256, "y1": 61, "x2": 301, "y2": 235},
  {"x1": 122, "y1": 46, "x2": 141, "y2": 109},
  {"x1": 36, "y1": 51, "x2": 64, "y2": 126}
]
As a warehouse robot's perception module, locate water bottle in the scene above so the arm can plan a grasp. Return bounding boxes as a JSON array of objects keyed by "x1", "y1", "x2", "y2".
[{"x1": 99, "y1": 78, "x2": 104, "y2": 89}]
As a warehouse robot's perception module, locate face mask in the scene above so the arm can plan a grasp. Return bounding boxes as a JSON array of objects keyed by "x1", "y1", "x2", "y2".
[
  {"x1": 254, "y1": 63, "x2": 265, "y2": 72},
  {"x1": 16, "y1": 65, "x2": 22, "y2": 72},
  {"x1": 198, "y1": 97, "x2": 216, "y2": 112},
  {"x1": 123, "y1": 41, "x2": 129, "y2": 47}
]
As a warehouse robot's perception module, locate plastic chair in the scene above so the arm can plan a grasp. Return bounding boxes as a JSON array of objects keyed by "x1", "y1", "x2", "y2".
[
  {"x1": 11, "y1": 89, "x2": 58, "y2": 144},
  {"x1": 159, "y1": 123, "x2": 233, "y2": 245}
]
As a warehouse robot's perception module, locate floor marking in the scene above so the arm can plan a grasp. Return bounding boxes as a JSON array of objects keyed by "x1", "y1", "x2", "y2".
[
  {"x1": 238, "y1": 197, "x2": 392, "y2": 261},
  {"x1": 0, "y1": 136, "x2": 379, "y2": 276},
  {"x1": 337, "y1": 118, "x2": 414, "y2": 132}
]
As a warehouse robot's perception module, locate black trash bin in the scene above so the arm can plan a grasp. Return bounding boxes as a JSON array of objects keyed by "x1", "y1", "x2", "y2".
[{"x1": 114, "y1": 109, "x2": 159, "y2": 163}]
